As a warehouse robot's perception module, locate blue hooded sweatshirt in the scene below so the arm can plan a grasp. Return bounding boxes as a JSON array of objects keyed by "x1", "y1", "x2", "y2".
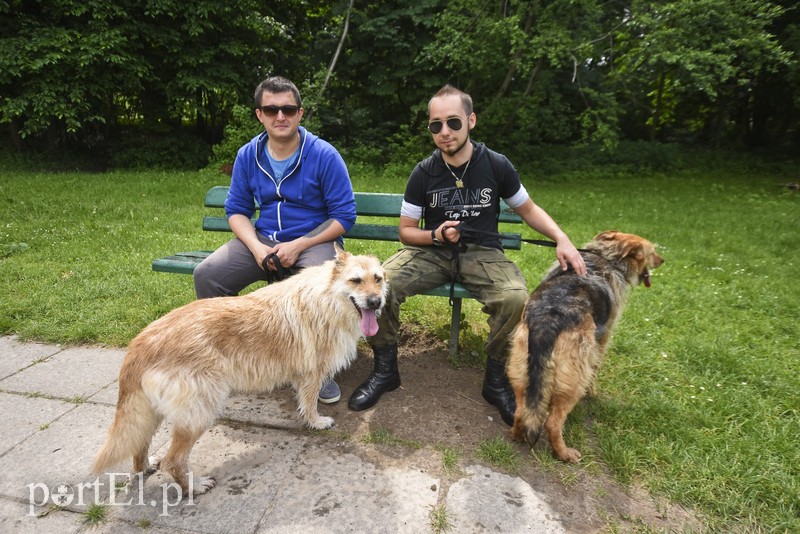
[{"x1": 225, "y1": 127, "x2": 356, "y2": 243}]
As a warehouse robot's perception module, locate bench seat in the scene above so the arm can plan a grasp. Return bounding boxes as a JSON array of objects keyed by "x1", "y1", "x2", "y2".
[{"x1": 153, "y1": 186, "x2": 523, "y2": 356}]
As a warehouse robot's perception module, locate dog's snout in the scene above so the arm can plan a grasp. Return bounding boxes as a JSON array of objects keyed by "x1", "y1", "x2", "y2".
[{"x1": 367, "y1": 296, "x2": 382, "y2": 310}]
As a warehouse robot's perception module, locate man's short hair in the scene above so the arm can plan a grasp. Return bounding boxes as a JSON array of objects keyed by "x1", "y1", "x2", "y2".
[
  {"x1": 254, "y1": 76, "x2": 302, "y2": 108},
  {"x1": 429, "y1": 84, "x2": 473, "y2": 116}
]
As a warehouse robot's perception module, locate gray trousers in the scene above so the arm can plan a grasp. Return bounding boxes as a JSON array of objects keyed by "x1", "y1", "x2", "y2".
[
  {"x1": 193, "y1": 234, "x2": 337, "y2": 298},
  {"x1": 370, "y1": 244, "x2": 529, "y2": 363}
]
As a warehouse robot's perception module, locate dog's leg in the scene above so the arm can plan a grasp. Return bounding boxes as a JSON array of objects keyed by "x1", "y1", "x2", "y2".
[
  {"x1": 510, "y1": 385, "x2": 527, "y2": 442},
  {"x1": 544, "y1": 393, "x2": 583, "y2": 463},
  {"x1": 297, "y1": 376, "x2": 334, "y2": 429},
  {"x1": 160, "y1": 426, "x2": 216, "y2": 496},
  {"x1": 131, "y1": 413, "x2": 163, "y2": 476}
]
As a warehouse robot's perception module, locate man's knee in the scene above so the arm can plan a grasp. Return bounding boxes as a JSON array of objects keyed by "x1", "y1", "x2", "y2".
[
  {"x1": 487, "y1": 287, "x2": 528, "y2": 325},
  {"x1": 505, "y1": 287, "x2": 528, "y2": 312},
  {"x1": 192, "y1": 260, "x2": 214, "y2": 299}
]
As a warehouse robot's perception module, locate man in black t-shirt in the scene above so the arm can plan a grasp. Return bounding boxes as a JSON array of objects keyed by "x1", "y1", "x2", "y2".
[{"x1": 348, "y1": 85, "x2": 587, "y2": 425}]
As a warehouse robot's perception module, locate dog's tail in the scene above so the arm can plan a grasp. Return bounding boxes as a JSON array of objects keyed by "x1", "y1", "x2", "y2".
[
  {"x1": 518, "y1": 311, "x2": 563, "y2": 443},
  {"x1": 92, "y1": 366, "x2": 159, "y2": 475}
]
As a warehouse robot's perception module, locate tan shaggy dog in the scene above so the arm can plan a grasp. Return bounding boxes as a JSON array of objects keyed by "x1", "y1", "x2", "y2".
[
  {"x1": 93, "y1": 248, "x2": 387, "y2": 494},
  {"x1": 507, "y1": 231, "x2": 663, "y2": 463}
]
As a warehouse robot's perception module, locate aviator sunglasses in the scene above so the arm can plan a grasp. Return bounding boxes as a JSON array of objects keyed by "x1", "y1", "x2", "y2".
[
  {"x1": 258, "y1": 105, "x2": 300, "y2": 118},
  {"x1": 428, "y1": 116, "x2": 466, "y2": 134}
]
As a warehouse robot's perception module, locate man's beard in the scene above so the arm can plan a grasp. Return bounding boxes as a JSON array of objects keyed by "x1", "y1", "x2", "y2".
[{"x1": 441, "y1": 136, "x2": 470, "y2": 157}]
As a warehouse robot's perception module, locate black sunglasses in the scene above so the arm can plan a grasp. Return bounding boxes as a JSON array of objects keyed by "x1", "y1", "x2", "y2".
[
  {"x1": 257, "y1": 105, "x2": 300, "y2": 118},
  {"x1": 428, "y1": 117, "x2": 465, "y2": 134}
]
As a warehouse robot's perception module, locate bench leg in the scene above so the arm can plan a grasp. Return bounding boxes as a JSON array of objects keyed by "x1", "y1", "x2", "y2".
[{"x1": 449, "y1": 298, "x2": 462, "y2": 358}]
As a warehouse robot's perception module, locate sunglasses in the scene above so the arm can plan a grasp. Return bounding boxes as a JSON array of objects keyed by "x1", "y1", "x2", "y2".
[
  {"x1": 428, "y1": 117, "x2": 466, "y2": 134},
  {"x1": 257, "y1": 105, "x2": 300, "y2": 118}
]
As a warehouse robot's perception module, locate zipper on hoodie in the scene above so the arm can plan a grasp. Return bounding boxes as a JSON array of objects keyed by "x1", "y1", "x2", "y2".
[{"x1": 254, "y1": 130, "x2": 307, "y2": 239}]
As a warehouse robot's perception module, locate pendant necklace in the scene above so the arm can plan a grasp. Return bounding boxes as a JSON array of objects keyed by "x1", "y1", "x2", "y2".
[{"x1": 445, "y1": 158, "x2": 470, "y2": 188}]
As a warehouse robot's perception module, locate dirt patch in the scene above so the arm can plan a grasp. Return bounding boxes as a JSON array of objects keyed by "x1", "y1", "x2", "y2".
[{"x1": 322, "y1": 328, "x2": 702, "y2": 533}]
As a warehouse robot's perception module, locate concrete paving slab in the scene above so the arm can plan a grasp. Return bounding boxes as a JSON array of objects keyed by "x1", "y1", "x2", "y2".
[
  {"x1": 446, "y1": 464, "x2": 566, "y2": 533},
  {"x1": 0, "y1": 392, "x2": 75, "y2": 453},
  {"x1": 0, "y1": 346, "x2": 124, "y2": 400},
  {"x1": 91, "y1": 517, "x2": 197, "y2": 534},
  {"x1": 0, "y1": 403, "x2": 170, "y2": 509},
  {"x1": 0, "y1": 335, "x2": 61, "y2": 380},
  {"x1": 220, "y1": 391, "x2": 306, "y2": 429},
  {"x1": 258, "y1": 446, "x2": 441, "y2": 534},
  {"x1": 88, "y1": 381, "x2": 119, "y2": 406},
  {"x1": 0, "y1": 496, "x2": 87, "y2": 534},
  {"x1": 109, "y1": 422, "x2": 307, "y2": 533}
]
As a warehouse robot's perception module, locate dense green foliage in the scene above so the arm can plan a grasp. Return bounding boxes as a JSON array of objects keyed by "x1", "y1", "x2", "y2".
[
  {"x1": 1, "y1": 0, "x2": 797, "y2": 168},
  {"x1": 0, "y1": 154, "x2": 797, "y2": 530}
]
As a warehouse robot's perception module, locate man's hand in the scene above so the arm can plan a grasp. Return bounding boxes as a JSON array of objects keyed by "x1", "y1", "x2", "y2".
[
  {"x1": 556, "y1": 240, "x2": 587, "y2": 276},
  {"x1": 255, "y1": 243, "x2": 276, "y2": 271},
  {"x1": 267, "y1": 240, "x2": 305, "y2": 270},
  {"x1": 438, "y1": 221, "x2": 462, "y2": 244}
]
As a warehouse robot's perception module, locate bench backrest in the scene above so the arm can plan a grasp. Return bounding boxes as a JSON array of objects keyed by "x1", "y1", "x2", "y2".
[{"x1": 202, "y1": 186, "x2": 523, "y2": 249}]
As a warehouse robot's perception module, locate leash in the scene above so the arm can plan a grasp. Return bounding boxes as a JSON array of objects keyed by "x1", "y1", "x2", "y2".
[
  {"x1": 454, "y1": 222, "x2": 593, "y2": 252},
  {"x1": 440, "y1": 223, "x2": 593, "y2": 306},
  {"x1": 261, "y1": 252, "x2": 288, "y2": 283}
]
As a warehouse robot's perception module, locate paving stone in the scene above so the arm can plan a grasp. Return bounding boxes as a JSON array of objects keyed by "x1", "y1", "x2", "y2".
[
  {"x1": 0, "y1": 346, "x2": 124, "y2": 400},
  {"x1": 0, "y1": 336, "x2": 61, "y2": 380},
  {"x1": 0, "y1": 392, "x2": 75, "y2": 454},
  {"x1": 446, "y1": 464, "x2": 566, "y2": 533}
]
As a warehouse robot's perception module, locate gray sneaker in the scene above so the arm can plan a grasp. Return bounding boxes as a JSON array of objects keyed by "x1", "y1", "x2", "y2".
[{"x1": 318, "y1": 378, "x2": 341, "y2": 404}]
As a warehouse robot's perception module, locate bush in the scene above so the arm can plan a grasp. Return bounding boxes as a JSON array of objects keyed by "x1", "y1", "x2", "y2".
[
  {"x1": 108, "y1": 125, "x2": 211, "y2": 170},
  {"x1": 206, "y1": 104, "x2": 263, "y2": 171}
]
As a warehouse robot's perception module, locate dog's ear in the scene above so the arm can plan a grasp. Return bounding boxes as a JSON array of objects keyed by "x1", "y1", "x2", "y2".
[
  {"x1": 594, "y1": 230, "x2": 619, "y2": 241},
  {"x1": 333, "y1": 242, "x2": 350, "y2": 264},
  {"x1": 594, "y1": 231, "x2": 642, "y2": 260},
  {"x1": 619, "y1": 235, "x2": 645, "y2": 261}
]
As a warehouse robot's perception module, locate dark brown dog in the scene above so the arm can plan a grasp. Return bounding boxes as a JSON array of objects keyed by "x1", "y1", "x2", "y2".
[{"x1": 507, "y1": 231, "x2": 663, "y2": 462}]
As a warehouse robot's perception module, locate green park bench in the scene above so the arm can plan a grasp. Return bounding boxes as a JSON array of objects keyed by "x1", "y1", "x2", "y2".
[{"x1": 152, "y1": 186, "x2": 523, "y2": 357}]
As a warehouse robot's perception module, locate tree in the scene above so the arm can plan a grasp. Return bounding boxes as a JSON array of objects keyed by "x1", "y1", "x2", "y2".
[
  {"x1": 0, "y1": 1, "x2": 146, "y2": 148},
  {"x1": 0, "y1": 0, "x2": 281, "y2": 154},
  {"x1": 422, "y1": 0, "x2": 626, "y2": 151},
  {"x1": 303, "y1": 0, "x2": 443, "y2": 159},
  {"x1": 609, "y1": 0, "x2": 790, "y2": 146},
  {"x1": 1, "y1": 0, "x2": 796, "y2": 162}
]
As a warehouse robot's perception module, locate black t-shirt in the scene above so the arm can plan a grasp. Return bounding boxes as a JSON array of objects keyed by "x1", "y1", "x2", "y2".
[{"x1": 404, "y1": 142, "x2": 523, "y2": 249}]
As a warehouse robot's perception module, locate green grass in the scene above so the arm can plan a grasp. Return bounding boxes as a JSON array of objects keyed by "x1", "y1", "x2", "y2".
[
  {"x1": 360, "y1": 427, "x2": 423, "y2": 449},
  {"x1": 428, "y1": 503, "x2": 453, "y2": 533},
  {"x1": 435, "y1": 444, "x2": 462, "y2": 476},
  {"x1": 81, "y1": 503, "x2": 109, "y2": 527},
  {"x1": 0, "y1": 161, "x2": 797, "y2": 531},
  {"x1": 475, "y1": 437, "x2": 520, "y2": 472}
]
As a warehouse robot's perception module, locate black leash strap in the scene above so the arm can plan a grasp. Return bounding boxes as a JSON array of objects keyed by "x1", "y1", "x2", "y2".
[
  {"x1": 439, "y1": 223, "x2": 592, "y2": 307},
  {"x1": 446, "y1": 241, "x2": 465, "y2": 306},
  {"x1": 262, "y1": 252, "x2": 288, "y2": 283},
  {"x1": 455, "y1": 223, "x2": 592, "y2": 252}
]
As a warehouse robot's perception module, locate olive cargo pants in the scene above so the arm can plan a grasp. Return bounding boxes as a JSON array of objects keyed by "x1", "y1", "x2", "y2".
[{"x1": 369, "y1": 244, "x2": 528, "y2": 363}]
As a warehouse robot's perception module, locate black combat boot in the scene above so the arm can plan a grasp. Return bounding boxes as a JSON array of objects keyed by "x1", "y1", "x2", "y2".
[
  {"x1": 348, "y1": 344, "x2": 401, "y2": 411},
  {"x1": 482, "y1": 358, "x2": 516, "y2": 426}
]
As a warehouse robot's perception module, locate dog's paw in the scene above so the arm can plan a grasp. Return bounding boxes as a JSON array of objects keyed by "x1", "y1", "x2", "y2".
[
  {"x1": 145, "y1": 455, "x2": 161, "y2": 475},
  {"x1": 556, "y1": 448, "x2": 582, "y2": 463},
  {"x1": 308, "y1": 416, "x2": 335, "y2": 430},
  {"x1": 192, "y1": 476, "x2": 216, "y2": 496}
]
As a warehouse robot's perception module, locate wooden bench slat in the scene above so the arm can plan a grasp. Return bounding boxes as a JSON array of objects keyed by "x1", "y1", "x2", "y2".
[
  {"x1": 152, "y1": 251, "x2": 213, "y2": 274},
  {"x1": 345, "y1": 223, "x2": 399, "y2": 241},
  {"x1": 205, "y1": 185, "x2": 230, "y2": 207},
  {"x1": 352, "y1": 192, "x2": 403, "y2": 216}
]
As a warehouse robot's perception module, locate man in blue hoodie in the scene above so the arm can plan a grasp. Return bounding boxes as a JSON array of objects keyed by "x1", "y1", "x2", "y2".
[{"x1": 194, "y1": 76, "x2": 357, "y2": 404}]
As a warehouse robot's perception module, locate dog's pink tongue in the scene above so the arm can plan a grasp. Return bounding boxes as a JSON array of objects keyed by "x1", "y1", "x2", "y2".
[
  {"x1": 360, "y1": 308, "x2": 379, "y2": 337},
  {"x1": 643, "y1": 269, "x2": 651, "y2": 288}
]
